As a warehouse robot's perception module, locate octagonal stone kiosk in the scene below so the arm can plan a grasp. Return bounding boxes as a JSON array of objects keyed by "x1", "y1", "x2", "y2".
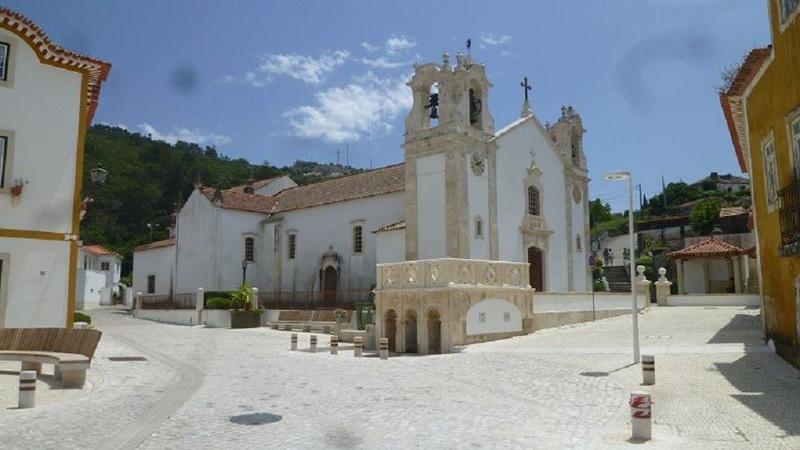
[{"x1": 374, "y1": 258, "x2": 535, "y2": 354}]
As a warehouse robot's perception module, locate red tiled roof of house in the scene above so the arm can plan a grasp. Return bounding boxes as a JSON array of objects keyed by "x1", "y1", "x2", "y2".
[
  {"x1": 270, "y1": 164, "x2": 405, "y2": 213},
  {"x1": 133, "y1": 238, "x2": 176, "y2": 252},
  {"x1": 667, "y1": 238, "x2": 746, "y2": 259},
  {"x1": 720, "y1": 47, "x2": 771, "y2": 172},
  {"x1": 373, "y1": 220, "x2": 406, "y2": 233},
  {"x1": 719, "y1": 206, "x2": 747, "y2": 218},
  {"x1": 82, "y1": 244, "x2": 122, "y2": 258},
  {"x1": 0, "y1": 8, "x2": 111, "y2": 125},
  {"x1": 200, "y1": 187, "x2": 278, "y2": 214}
]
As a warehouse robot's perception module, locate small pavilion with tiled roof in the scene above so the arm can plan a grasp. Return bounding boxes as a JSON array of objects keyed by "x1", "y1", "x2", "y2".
[{"x1": 667, "y1": 237, "x2": 753, "y2": 294}]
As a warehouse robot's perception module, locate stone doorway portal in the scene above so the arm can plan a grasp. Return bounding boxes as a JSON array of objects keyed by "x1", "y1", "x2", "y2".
[
  {"x1": 405, "y1": 309, "x2": 418, "y2": 353},
  {"x1": 427, "y1": 309, "x2": 441, "y2": 354},
  {"x1": 527, "y1": 246, "x2": 544, "y2": 291},
  {"x1": 323, "y1": 266, "x2": 337, "y2": 304}
]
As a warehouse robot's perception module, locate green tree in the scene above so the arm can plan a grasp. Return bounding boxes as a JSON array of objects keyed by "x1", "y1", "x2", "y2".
[
  {"x1": 689, "y1": 198, "x2": 721, "y2": 235},
  {"x1": 589, "y1": 198, "x2": 613, "y2": 228}
]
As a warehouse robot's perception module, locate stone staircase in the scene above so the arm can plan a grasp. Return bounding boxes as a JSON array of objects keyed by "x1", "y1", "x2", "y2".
[{"x1": 603, "y1": 266, "x2": 631, "y2": 292}]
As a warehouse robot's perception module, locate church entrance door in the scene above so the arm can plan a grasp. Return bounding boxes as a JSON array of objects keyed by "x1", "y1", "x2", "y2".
[
  {"x1": 323, "y1": 266, "x2": 337, "y2": 305},
  {"x1": 528, "y1": 247, "x2": 544, "y2": 291},
  {"x1": 404, "y1": 309, "x2": 418, "y2": 353}
]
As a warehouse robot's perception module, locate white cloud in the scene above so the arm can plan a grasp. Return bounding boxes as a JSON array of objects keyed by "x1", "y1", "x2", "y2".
[
  {"x1": 361, "y1": 41, "x2": 380, "y2": 52},
  {"x1": 285, "y1": 72, "x2": 412, "y2": 143},
  {"x1": 138, "y1": 123, "x2": 231, "y2": 147},
  {"x1": 385, "y1": 35, "x2": 416, "y2": 54},
  {"x1": 480, "y1": 32, "x2": 512, "y2": 48},
  {"x1": 231, "y1": 50, "x2": 350, "y2": 87},
  {"x1": 359, "y1": 56, "x2": 405, "y2": 69}
]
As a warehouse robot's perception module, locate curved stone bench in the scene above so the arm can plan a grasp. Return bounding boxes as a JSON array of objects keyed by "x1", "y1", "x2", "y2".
[{"x1": 0, "y1": 328, "x2": 102, "y2": 388}]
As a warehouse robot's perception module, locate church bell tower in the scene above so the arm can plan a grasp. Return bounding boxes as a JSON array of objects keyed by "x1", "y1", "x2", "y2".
[{"x1": 402, "y1": 52, "x2": 498, "y2": 261}]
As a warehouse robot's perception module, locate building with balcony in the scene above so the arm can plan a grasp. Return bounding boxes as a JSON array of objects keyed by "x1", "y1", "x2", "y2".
[
  {"x1": 0, "y1": 8, "x2": 110, "y2": 327},
  {"x1": 720, "y1": 0, "x2": 800, "y2": 366}
]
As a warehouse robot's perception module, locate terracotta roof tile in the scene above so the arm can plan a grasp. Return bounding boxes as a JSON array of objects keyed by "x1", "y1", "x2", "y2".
[
  {"x1": 82, "y1": 244, "x2": 122, "y2": 258},
  {"x1": 720, "y1": 47, "x2": 771, "y2": 172},
  {"x1": 667, "y1": 238, "x2": 745, "y2": 259},
  {"x1": 133, "y1": 238, "x2": 176, "y2": 252},
  {"x1": 271, "y1": 164, "x2": 405, "y2": 213},
  {"x1": 200, "y1": 187, "x2": 278, "y2": 214},
  {"x1": 224, "y1": 177, "x2": 281, "y2": 194},
  {"x1": 0, "y1": 8, "x2": 111, "y2": 125},
  {"x1": 719, "y1": 206, "x2": 747, "y2": 218},
  {"x1": 373, "y1": 220, "x2": 406, "y2": 233}
]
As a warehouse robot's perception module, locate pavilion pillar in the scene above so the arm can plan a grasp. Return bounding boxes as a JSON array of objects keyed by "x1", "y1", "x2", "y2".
[
  {"x1": 676, "y1": 259, "x2": 685, "y2": 295},
  {"x1": 732, "y1": 256, "x2": 742, "y2": 294}
]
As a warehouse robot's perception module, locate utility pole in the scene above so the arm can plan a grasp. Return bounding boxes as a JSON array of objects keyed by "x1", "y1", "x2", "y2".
[
  {"x1": 336, "y1": 148, "x2": 340, "y2": 165},
  {"x1": 637, "y1": 184, "x2": 643, "y2": 217},
  {"x1": 661, "y1": 176, "x2": 667, "y2": 210},
  {"x1": 346, "y1": 144, "x2": 349, "y2": 167}
]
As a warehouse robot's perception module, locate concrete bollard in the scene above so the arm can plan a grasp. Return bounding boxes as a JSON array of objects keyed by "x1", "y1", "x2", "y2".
[
  {"x1": 271, "y1": 323, "x2": 279, "y2": 330},
  {"x1": 642, "y1": 354, "x2": 655, "y2": 385},
  {"x1": 250, "y1": 287, "x2": 259, "y2": 311},
  {"x1": 379, "y1": 337, "x2": 389, "y2": 360},
  {"x1": 353, "y1": 336, "x2": 363, "y2": 357},
  {"x1": 196, "y1": 287, "x2": 204, "y2": 324},
  {"x1": 18, "y1": 370, "x2": 36, "y2": 409},
  {"x1": 309, "y1": 335, "x2": 317, "y2": 353},
  {"x1": 629, "y1": 391, "x2": 652, "y2": 441},
  {"x1": 330, "y1": 335, "x2": 338, "y2": 355},
  {"x1": 290, "y1": 333, "x2": 298, "y2": 351}
]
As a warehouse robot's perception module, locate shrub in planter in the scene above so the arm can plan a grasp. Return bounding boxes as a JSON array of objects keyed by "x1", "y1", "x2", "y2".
[
  {"x1": 74, "y1": 312, "x2": 91, "y2": 324},
  {"x1": 230, "y1": 284, "x2": 254, "y2": 311},
  {"x1": 206, "y1": 297, "x2": 232, "y2": 309},
  {"x1": 230, "y1": 309, "x2": 262, "y2": 328}
]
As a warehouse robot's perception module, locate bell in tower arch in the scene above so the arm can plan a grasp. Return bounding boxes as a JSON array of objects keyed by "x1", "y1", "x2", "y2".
[{"x1": 427, "y1": 92, "x2": 440, "y2": 119}]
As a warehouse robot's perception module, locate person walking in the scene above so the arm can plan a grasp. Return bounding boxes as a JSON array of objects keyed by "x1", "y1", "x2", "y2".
[{"x1": 609, "y1": 248, "x2": 615, "y2": 266}]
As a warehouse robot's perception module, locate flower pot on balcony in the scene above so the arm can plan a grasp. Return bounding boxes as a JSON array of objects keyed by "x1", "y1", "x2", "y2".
[
  {"x1": 230, "y1": 309, "x2": 262, "y2": 328},
  {"x1": 10, "y1": 185, "x2": 22, "y2": 196}
]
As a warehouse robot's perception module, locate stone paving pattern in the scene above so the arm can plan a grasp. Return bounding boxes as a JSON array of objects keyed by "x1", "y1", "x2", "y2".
[{"x1": 0, "y1": 306, "x2": 797, "y2": 449}]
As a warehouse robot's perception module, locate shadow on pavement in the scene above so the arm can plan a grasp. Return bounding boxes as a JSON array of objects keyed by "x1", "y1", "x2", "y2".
[
  {"x1": 715, "y1": 352, "x2": 800, "y2": 436},
  {"x1": 707, "y1": 313, "x2": 763, "y2": 344}
]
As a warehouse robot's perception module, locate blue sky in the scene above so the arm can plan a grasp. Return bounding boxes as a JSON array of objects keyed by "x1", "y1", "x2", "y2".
[{"x1": 5, "y1": 0, "x2": 769, "y2": 210}]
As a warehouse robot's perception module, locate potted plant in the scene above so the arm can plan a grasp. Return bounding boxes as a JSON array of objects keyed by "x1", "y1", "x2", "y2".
[
  {"x1": 229, "y1": 284, "x2": 262, "y2": 328},
  {"x1": 10, "y1": 179, "x2": 28, "y2": 198}
]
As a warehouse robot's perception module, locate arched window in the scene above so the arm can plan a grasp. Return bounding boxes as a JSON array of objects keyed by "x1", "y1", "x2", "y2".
[{"x1": 527, "y1": 186, "x2": 540, "y2": 216}]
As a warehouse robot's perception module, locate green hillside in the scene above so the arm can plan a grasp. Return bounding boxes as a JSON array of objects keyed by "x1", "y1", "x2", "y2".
[{"x1": 80, "y1": 125, "x2": 362, "y2": 275}]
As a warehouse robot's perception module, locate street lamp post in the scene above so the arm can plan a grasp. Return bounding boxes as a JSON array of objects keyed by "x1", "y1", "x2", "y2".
[
  {"x1": 241, "y1": 259, "x2": 248, "y2": 286},
  {"x1": 604, "y1": 170, "x2": 640, "y2": 364}
]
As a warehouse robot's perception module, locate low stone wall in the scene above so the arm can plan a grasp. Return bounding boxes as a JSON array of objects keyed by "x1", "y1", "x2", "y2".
[
  {"x1": 667, "y1": 294, "x2": 760, "y2": 307},
  {"x1": 134, "y1": 309, "x2": 231, "y2": 327},
  {"x1": 534, "y1": 308, "x2": 632, "y2": 331},
  {"x1": 535, "y1": 292, "x2": 648, "y2": 312}
]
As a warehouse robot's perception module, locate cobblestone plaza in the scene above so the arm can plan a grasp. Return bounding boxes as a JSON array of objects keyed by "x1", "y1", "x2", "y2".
[{"x1": 1, "y1": 306, "x2": 798, "y2": 449}]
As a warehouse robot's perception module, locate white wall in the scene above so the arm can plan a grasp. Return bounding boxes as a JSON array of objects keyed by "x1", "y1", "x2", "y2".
[
  {"x1": 0, "y1": 239, "x2": 71, "y2": 327},
  {"x1": 467, "y1": 161, "x2": 490, "y2": 259},
  {"x1": 265, "y1": 192, "x2": 405, "y2": 292},
  {"x1": 0, "y1": 29, "x2": 82, "y2": 232},
  {"x1": 75, "y1": 269, "x2": 106, "y2": 310},
  {"x1": 174, "y1": 189, "x2": 217, "y2": 293},
  {"x1": 465, "y1": 299, "x2": 522, "y2": 335},
  {"x1": 376, "y1": 229, "x2": 405, "y2": 264},
  {"x1": 683, "y1": 259, "x2": 707, "y2": 294},
  {"x1": 416, "y1": 154, "x2": 446, "y2": 259},
  {"x1": 0, "y1": 28, "x2": 84, "y2": 328},
  {"x1": 133, "y1": 244, "x2": 175, "y2": 296},
  {"x1": 667, "y1": 294, "x2": 759, "y2": 307},
  {"x1": 495, "y1": 118, "x2": 570, "y2": 292}
]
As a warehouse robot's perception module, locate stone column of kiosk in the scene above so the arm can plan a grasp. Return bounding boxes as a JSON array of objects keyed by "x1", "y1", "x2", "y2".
[
  {"x1": 635, "y1": 265, "x2": 652, "y2": 308},
  {"x1": 654, "y1": 268, "x2": 672, "y2": 306}
]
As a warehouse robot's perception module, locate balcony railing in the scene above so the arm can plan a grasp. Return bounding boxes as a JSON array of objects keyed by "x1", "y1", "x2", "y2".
[
  {"x1": 779, "y1": 178, "x2": 800, "y2": 256},
  {"x1": 138, "y1": 293, "x2": 196, "y2": 310},
  {"x1": 257, "y1": 288, "x2": 372, "y2": 311}
]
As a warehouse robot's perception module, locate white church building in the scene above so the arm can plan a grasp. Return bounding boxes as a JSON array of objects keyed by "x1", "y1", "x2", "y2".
[{"x1": 133, "y1": 53, "x2": 591, "y2": 306}]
